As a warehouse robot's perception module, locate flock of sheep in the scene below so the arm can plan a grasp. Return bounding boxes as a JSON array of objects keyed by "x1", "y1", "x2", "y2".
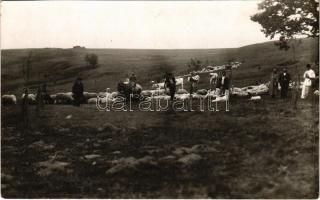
[
  {"x1": 1, "y1": 82, "x2": 270, "y2": 106},
  {"x1": 2, "y1": 61, "x2": 273, "y2": 105}
]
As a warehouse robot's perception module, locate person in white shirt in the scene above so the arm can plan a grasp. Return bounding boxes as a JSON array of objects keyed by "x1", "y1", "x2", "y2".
[
  {"x1": 188, "y1": 71, "x2": 200, "y2": 95},
  {"x1": 301, "y1": 64, "x2": 316, "y2": 99},
  {"x1": 209, "y1": 73, "x2": 218, "y2": 91}
]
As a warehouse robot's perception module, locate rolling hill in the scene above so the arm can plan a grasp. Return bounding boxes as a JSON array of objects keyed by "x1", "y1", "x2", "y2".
[{"x1": 1, "y1": 37, "x2": 318, "y2": 95}]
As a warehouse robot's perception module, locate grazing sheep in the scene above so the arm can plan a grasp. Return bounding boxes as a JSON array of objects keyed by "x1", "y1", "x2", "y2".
[
  {"x1": 152, "y1": 82, "x2": 165, "y2": 89},
  {"x1": 141, "y1": 90, "x2": 153, "y2": 97},
  {"x1": 88, "y1": 98, "x2": 97, "y2": 104},
  {"x1": 196, "y1": 89, "x2": 208, "y2": 95},
  {"x1": 176, "y1": 94, "x2": 190, "y2": 101},
  {"x1": 2, "y1": 95, "x2": 17, "y2": 105},
  {"x1": 205, "y1": 90, "x2": 218, "y2": 98},
  {"x1": 55, "y1": 92, "x2": 74, "y2": 104},
  {"x1": 245, "y1": 84, "x2": 269, "y2": 95},
  {"x1": 250, "y1": 96, "x2": 262, "y2": 101},
  {"x1": 152, "y1": 89, "x2": 166, "y2": 96},
  {"x1": 152, "y1": 95, "x2": 171, "y2": 101},
  {"x1": 152, "y1": 77, "x2": 184, "y2": 90},
  {"x1": 176, "y1": 89, "x2": 188, "y2": 94},
  {"x1": 212, "y1": 95, "x2": 227, "y2": 102},
  {"x1": 21, "y1": 93, "x2": 37, "y2": 104},
  {"x1": 83, "y1": 92, "x2": 97, "y2": 100},
  {"x1": 111, "y1": 92, "x2": 119, "y2": 98},
  {"x1": 192, "y1": 94, "x2": 206, "y2": 99},
  {"x1": 98, "y1": 92, "x2": 106, "y2": 98}
]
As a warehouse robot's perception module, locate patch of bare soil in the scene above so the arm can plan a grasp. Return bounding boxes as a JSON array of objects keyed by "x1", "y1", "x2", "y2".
[{"x1": 1, "y1": 97, "x2": 318, "y2": 198}]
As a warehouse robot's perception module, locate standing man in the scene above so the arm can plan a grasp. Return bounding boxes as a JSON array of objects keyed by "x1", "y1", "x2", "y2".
[
  {"x1": 269, "y1": 68, "x2": 278, "y2": 98},
  {"x1": 72, "y1": 77, "x2": 84, "y2": 106},
  {"x1": 164, "y1": 72, "x2": 176, "y2": 101},
  {"x1": 209, "y1": 73, "x2": 218, "y2": 91},
  {"x1": 129, "y1": 73, "x2": 137, "y2": 90},
  {"x1": 216, "y1": 71, "x2": 229, "y2": 96},
  {"x1": 188, "y1": 71, "x2": 200, "y2": 96},
  {"x1": 301, "y1": 64, "x2": 316, "y2": 99},
  {"x1": 278, "y1": 68, "x2": 291, "y2": 98}
]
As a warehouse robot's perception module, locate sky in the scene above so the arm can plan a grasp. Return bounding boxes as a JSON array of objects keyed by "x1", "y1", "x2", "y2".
[{"x1": 1, "y1": 0, "x2": 271, "y2": 49}]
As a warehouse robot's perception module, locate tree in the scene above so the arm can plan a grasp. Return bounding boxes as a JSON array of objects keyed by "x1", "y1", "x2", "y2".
[
  {"x1": 251, "y1": 0, "x2": 319, "y2": 39},
  {"x1": 85, "y1": 53, "x2": 98, "y2": 67},
  {"x1": 251, "y1": 0, "x2": 319, "y2": 109}
]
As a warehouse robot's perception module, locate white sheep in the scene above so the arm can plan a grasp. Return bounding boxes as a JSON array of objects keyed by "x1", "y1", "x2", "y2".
[
  {"x1": 250, "y1": 96, "x2": 262, "y2": 101},
  {"x1": 55, "y1": 92, "x2": 74, "y2": 104},
  {"x1": 21, "y1": 93, "x2": 37, "y2": 104},
  {"x1": 83, "y1": 92, "x2": 97, "y2": 100},
  {"x1": 88, "y1": 98, "x2": 97, "y2": 104},
  {"x1": 2, "y1": 95, "x2": 17, "y2": 105}
]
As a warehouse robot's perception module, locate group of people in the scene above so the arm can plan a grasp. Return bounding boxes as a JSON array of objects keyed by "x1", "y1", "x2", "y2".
[
  {"x1": 70, "y1": 63, "x2": 317, "y2": 106},
  {"x1": 163, "y1": 70, "x2": 230, "y2": 101},
  {"x1": 269, "y1": 64, "x2": 317, "y2": 99}
]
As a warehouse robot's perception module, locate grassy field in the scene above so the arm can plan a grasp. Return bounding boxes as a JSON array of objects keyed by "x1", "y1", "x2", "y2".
[
  {"x1": 1, "y1": 37, "x2": 318, "y2": 95},
  {"x1": 1, "y1": 38, "x2": 319, "y2": 198},
  {"x1": 1, "y1": 96, "x2": 319, "y2": 198}
]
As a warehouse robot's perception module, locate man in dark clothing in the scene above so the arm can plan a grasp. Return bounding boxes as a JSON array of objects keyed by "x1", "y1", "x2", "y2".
[
  {"x1": 72, "y1": 78, "x2": 84, "y2": 106},
  {"x1": 129, "y1": 73, "x2": 137, "y2": 90},
  {"x1": 41, "y1": 83, "x2": 54, "y2": 104},
  {"x1": 216, "y1": 71, "x2": 230, "y2": 96},
  {"x1": 164, "y1": 72, "x2": 176, "y2": 101},
  {"x1": 278, "y1": 68, "x2": 291, "y2": 98}
]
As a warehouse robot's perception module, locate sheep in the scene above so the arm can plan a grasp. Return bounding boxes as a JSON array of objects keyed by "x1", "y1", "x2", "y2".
[
  {"x1": 250, "y1": 96, "x2": 262, "y2": 101},
  {"x1": 21, "y1": 93, "x2": 37, "y2": 104},
  {"x1": 205, "y1": 90, "x2": 218, "y2": 98},
  {"x1": 141, "y1": 90, "x2": 153, "y2": 97},
  {"x1": 111, "y1": 92, "x2": 119, "y2": 98},
  {"x1": 98, "y1": 92, "x2": 106, "y2": 98},
  {"x1": 152, "y1": 82, "x2": 165, "y2": 89},
  {"x1": 196, "y1": 89, "x2": 208, "y2": 95},
  {"x1": 245, "y1": 84, "x2": 269, "y2": 95},
  {"x1": 192, "y1": 94, "x2": 206, "y2": 99},
  {"x1": 88, "y1": 98, "x2": 97, "y2": 104},
  {"x1": 212, "y1": 95, "x2": 227, "y2": 102},
  {"x1": 151, "y1": 95, "x2": 171, "y2": 101},
  {"x1": 55, "y1": 92, "x2": 74, "y2": 104},
  {"x1": 2, "y1": 95, "x2": 17, "y2": 105},
  {"x1": 176, "y1": 94, "x2": 190, "y2": 101},
  {"x1": 176, "y1": 89, "x2": 188, "y2": 94},
  {"x1": 152, "y1": 77, "x2": 184, "y2": 90},
  {"x1": 83, "y1": 92, "x2": 97, "y2": 100}
]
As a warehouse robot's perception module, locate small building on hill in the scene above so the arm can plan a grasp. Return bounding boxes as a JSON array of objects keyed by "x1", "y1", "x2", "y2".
[{"x1": 73, "y1": 46, "x2": 86, "y2": 50}]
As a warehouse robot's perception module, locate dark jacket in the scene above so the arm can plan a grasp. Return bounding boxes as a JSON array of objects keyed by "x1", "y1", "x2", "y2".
[
  {"x1": 216, "y1": 76, "x2": 230, "y2": 90},
  {"x1": 72, "y1": 82, "x2": 84, "y2": 96},
  {"x1": 129, "y1": 75, "x2": 137, "y2": 83},
  {"x1": 278, "y1": 73, "x2": 291, "y2": 87},
  {"x1": 164, "y1": 74, "x2": 176, "y2": 91}
]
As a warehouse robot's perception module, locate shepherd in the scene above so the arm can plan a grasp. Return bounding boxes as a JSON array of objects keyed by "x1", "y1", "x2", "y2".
[
  {"x1": 188, "y1": 71, "x2": 200, "y2": 96},
  {"x1": 164, "y1": 72, "x2": 176, "y2": 101},
  {"x1": 216, "y1": 70, "x2": 229, "y2": 96},
  {"x1": 72, "y1": 77, "x2": 84, "y2": 106}
]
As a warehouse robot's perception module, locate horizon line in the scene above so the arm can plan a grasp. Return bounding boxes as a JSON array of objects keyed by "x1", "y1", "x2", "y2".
[{"x1": 2, "y1": 37, "x2": 314, "y2": 51}]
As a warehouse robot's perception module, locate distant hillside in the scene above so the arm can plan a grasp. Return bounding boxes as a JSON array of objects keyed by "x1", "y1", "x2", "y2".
[{"x1": 1, "y1": 37, "x2": 318, "y2": 95}]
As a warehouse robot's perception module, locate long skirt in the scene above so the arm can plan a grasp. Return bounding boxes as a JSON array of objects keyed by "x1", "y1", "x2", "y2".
[{"x1": 301, "y1": 85, "x2": 311, "y2": 99}]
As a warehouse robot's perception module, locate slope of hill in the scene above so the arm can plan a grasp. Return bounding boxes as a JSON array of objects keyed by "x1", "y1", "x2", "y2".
[{"x1": 1, "y1": 38, "x2": 318, "y2": 95}]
